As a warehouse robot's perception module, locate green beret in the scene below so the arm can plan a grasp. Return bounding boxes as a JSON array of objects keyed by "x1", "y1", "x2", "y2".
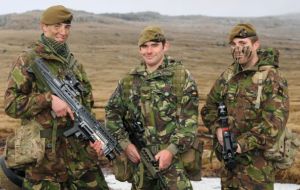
[
  {"x1": 138, "y1": 26, "x2": 166, "y2": 47},
  {"x1": 41, "y1": 5, "x2": 73, "y2": 25},
  {"x1": 229, "y1": 23, "x2": 257, "y2": 42}
]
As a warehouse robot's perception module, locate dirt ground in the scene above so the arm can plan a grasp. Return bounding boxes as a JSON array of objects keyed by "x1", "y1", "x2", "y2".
[{"x1": 0, "y1": 13, "x2": 300, "y2": 183}]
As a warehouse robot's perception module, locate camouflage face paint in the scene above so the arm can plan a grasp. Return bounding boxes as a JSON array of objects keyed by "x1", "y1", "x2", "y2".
[{"x1": 231, "y1": 46, "x2": 253, "y2": 64}]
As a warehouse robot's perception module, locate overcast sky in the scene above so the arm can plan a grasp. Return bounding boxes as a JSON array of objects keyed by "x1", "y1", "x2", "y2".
[{"x1": 1, "y1": 0, "x2": 300, "y2": 17}]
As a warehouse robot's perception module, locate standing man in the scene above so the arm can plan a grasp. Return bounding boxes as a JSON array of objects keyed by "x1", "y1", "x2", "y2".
[
  {"x1": 4, "y1": 5, "x2": 109, "y2": 189},
  {"x1": 201, "y1": 23, "x2": 289, "y2": 190},
  {"x1": 105, "y1": 26, "x2": 199, "y2": 189}
]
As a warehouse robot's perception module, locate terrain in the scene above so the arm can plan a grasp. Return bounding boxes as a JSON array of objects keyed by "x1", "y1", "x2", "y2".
[{"x1": 0, "y1": 10, "x2": 300, "y2": 183}]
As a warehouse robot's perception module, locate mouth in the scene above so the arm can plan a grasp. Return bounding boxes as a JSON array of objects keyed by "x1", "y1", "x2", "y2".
[
  {"x1": 145, "y1": 56, "x2": 153, "y2": 60},
  {"x1": 234, "y1": 55, "x2": 243, "y2": 59},
  {"x1": 56, "y1": 36, "x2": 66, "y2": 42}
]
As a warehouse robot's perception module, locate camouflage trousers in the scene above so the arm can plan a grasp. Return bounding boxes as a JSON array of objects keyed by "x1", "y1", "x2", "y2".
[
  {"x1": 22, "y1": 168, "x2": 109, "y2": 190},
  {"x1": 220, "y1": 155, "x2": 275, "y2": 190},
  {"x1": 131, "y1": 158, "x2": 192, "y2": 190},
  {"x1": 22, "y1": 137, "x2": 109, "y2": 190}
]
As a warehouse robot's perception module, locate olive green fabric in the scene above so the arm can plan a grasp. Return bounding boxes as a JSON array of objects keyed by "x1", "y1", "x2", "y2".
[
  {"x1": 201, "y1": 48, "x2": 289, "y2": 189},
  {"x1": 4, "y1": 33, "x2": 108, "y2": 189},
  {"x1": 264, "y1": 127, "x2": 300, "y2": 170},
  {"x1": 106, "y1": 56, "x2": 199, "y2": 189},
  {"x1": 40, "y1": 5, "x2": 73, "y2": 25},
  {"x1": 229, "y1": 23, "x2": 257, "y2": 42},
  {"x1": 40, "y1": 34, "x2": 70, "y2": 59},
  {"x1": 4, "y1": 120, "x2": 45, "y2": 168},
  {"x1": 138, "y1": 26, "x2": 166, "y2": 46}
]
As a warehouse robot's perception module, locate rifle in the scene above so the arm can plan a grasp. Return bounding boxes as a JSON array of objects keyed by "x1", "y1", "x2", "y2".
[
  {"x1": 31, "y1": 58, "x2": 122, "y2": 160},
  {"x1": 123, "y1": 119, "x2": 168, "y2": 190},
  {"x1": 218, "y1": 102, "x2": 237, "y2": 170}
]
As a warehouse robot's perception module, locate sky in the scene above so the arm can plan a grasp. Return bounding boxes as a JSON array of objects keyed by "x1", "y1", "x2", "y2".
[{"x1": 1, "y1": 0, "x2": 300, "y2": 17}]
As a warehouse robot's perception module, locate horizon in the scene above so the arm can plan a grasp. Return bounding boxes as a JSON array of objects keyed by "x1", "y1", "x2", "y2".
[
  {"x1": 1, "y1": 9, "x2": 300, "y2": 19},
  {"x1": 1, "y1": 0, "x2": 300, "y2": 18}
]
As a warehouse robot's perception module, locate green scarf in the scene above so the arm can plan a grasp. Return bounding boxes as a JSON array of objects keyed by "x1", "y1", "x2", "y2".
[{"x1": 41, "y1": 34, "x2": 70, "y2": 59}]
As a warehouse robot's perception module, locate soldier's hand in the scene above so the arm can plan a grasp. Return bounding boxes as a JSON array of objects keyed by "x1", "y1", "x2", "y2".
[
  {"x1": 155, "y1": 149, "x2": 173, "y2": 170},
  {"x1": 216, "y1": 127, "x2": 224, "y2": 146},
  {"x1": 51, "y1": 95, "x2": 74, "y2": 120},
  {"x1": 90, "y1": 140, "x2": 104, "y2": 157},
  {"x1": 125, "y1": 143, "x2": 140, "y2": 163}
]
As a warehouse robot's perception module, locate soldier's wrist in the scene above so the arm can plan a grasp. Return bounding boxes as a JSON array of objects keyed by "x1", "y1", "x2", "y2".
[
  {"x1": 166, "y1": 143, "x2": 179, "y2": 156},
  {"x1": 211, "y1": 125, "x2": 220, "y2": 137},
  {"x1": 43, "y1": 92, "x2": 53, "y2": 108},
  {"x1": 119, "y1": 138, "x2": 131, "y2": 150}
]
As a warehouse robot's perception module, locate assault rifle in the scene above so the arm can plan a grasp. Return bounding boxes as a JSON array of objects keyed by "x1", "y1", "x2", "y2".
[
  {"x1": 123, "y1": 119, "x2": 168, "y2": 190},
  {"x1": 218, "y1": 102, "x2": 237, "y2": 170},
  {"x1": 31, "y1": 58, "x2": 122, "y2": 160}
]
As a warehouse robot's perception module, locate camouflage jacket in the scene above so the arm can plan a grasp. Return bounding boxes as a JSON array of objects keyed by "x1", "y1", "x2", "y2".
[
  {"x1": 106, "y1": 56, "x2": 199, "y2": 155},
  {"x1": 201, "y1": 48, "x2": 289, "y2": 156},
  {"x1": 4, "y1": 40, "x2": 93, "y2": 128},
  {"x1": 4, "y1": 39, "x2": 96, "y2": 181}
]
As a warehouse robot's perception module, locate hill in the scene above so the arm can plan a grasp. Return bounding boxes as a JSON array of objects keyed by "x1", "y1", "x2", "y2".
[{"x1": 0, "y1": 10, "x2": 300, "y2": 184}]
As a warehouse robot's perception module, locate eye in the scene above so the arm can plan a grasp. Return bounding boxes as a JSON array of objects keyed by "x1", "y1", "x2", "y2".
[
  {"x1": 140, "y1": 44, "x2": 147, "y2": 49},
  {"x1": 151, "y1": 43, "x2": 159, "y2": 48},
  {"x1": 230, "y1": 43, "x2": 236, "y2": 48},
  {"x1": 54, "y1": 24, "x2": 61, "y2": 29},
  {"x1": 64, "y1": 24, "x2": 71, "y2": 30},
  {"x1": 239, "y1": 41, "x2": 247, "y2": 46}
]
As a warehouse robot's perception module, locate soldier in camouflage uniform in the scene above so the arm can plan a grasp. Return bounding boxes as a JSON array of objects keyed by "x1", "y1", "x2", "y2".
[
  {"x1": 104, "y1": 26, "x2": 199, "y2": 189},
  {"x1": 201, "y1": 23, "x2": 289, "y2": 190},
  {"x1": 4, "y1": 5, "x2": 109, "y2": 190}
]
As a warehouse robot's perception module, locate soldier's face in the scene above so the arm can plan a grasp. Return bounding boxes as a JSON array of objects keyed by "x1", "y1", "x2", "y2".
[
  {"x1": 41, "y1": 23, "x2": 71, "y2": 43},
  {"x1": 139, "y1": 41, "x2": 169, "y2": 70},
  {"x1": 230, "y1": 38, "x2": 259, "y2": 65}
]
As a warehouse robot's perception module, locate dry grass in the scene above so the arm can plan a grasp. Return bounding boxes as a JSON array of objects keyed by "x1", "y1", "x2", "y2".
[{"x1": 0, "y1": 14, "x2": 300, "y2": 183}]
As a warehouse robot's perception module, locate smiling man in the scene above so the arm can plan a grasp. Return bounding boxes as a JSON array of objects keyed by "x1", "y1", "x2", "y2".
[
  {"x1": 201, "y1": 23, "x2": 289, "y2": 190},
  {"x1": 104, "y1": 26, "x2": 199, "y2": 189},
  {"x1": 4, "y1": 5, "x2": 108, "y2": 189}
]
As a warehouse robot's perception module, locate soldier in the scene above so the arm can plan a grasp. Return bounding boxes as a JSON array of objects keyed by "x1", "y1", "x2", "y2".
[
  {"x1": 97, "y1": 26, "x2": 199, "y2": 189},
  {"x1": 3, "y1": 5, "x2": 109, "y2": 190},
  {"x1": 201, "y1": 23, "x2": 289, "y2": 190}
]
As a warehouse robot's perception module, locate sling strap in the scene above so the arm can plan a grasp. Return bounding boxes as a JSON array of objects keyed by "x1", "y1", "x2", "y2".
[{"x1": 0, "y1": 156, "x2": 23, "y2": 187}]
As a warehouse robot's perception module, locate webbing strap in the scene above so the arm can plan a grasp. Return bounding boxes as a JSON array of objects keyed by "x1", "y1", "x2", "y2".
[
  {"x1": 123, "y1": 75, "x2": 134, "y2": 101},
  {"x1": 172, "y1": 65, "x2": 186, "y2": 117},
  {"x1": 51, "y1": 119, "x2": 58, "y2": 154},
  {"x1": 137, "y1": 163, "x2": 145, "y2": 189},
  {"x1": 255, "y1": 72, "x2": 264, "y2": 109}
]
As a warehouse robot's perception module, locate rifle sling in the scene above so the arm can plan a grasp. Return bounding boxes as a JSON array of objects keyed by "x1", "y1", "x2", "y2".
[
  {"x1": 0, "y1": 156, "x2": 23, "y2": 187},
  {"x1": 40, "y1": 126, "x2": 73, "y2": 138}
]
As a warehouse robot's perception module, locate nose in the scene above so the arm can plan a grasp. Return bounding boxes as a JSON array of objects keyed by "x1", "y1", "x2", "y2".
[
  {"x1": 146, "y1": 46, "x2": 153, "y2": 54},
  {"x1": 59, "y1": 26, "x2": 68, "y2": 35}
]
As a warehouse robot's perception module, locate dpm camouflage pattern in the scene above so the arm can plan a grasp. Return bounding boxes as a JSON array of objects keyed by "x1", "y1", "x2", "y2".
[
  {"x1": 4, "y1": 38, "x2": 108, "y2": 189},
  {"x1": 106, "y1": 56, "x2": 199, "y2": 189},
  {"x1": 201, "y1": 48, "x2": 289, "y2": 190}
]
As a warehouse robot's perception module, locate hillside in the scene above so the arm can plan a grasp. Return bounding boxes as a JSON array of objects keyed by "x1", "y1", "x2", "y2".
[{"x1": 0, "y1": 10, "x2": 300, "y2": 184}]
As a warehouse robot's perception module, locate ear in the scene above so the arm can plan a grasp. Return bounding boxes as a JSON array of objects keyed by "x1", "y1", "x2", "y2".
[
  {"x1": 40, "y1": 23, "x2": 46, "y2": 32},
  {"x1": 163, "y1": 41, "x2": 170, "y2": 52},
  {"x1": 253, "y1": 40, "x2": 260, "y2": 50}
]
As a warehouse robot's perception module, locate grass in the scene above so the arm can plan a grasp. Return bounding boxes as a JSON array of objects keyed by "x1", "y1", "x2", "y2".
[{"x1": 0, "y1": 15, "x2": 300, "y2": 182}]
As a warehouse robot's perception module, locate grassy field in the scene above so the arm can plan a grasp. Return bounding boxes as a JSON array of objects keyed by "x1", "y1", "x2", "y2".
[{"x1": 0, "y1": 11, "x2": 300, "y2": 183}]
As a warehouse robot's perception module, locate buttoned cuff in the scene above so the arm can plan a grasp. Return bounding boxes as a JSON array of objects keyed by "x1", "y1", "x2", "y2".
[
  {"x1": 211, "y1": 123, "x2": 220, "y2": 137},
  {"x1": 41, "y1": 91, "x2": 52, "y2": 108},
  {"x1": 166, "y1": 143, "x2": 179, "y2": 156},
  {"x1": 119, "y1": 138, "x2": 131, "y2": 150}
]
